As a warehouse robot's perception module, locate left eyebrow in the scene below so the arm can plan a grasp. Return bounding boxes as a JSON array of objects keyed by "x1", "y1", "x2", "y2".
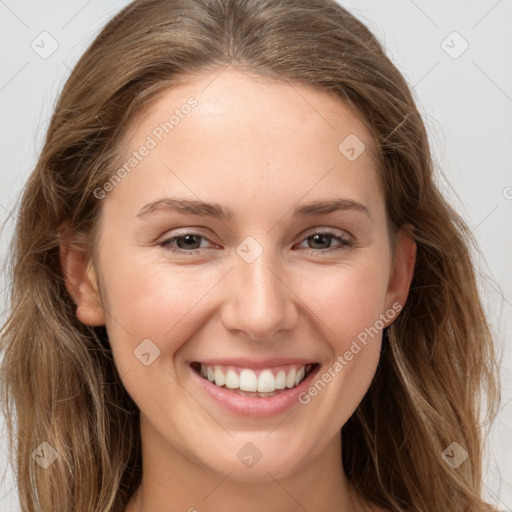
[
  {"x1": 291, "y1": 198, "x2": 372, "y2": 221},
  {"x1": 136, "y1": 197, "x2": 371, "y2": 221}
]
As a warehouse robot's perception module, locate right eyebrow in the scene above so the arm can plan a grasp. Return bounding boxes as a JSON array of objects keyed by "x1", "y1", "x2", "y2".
[{"x1": 136, "y1": 197, "x2": 233, "y2": 221}]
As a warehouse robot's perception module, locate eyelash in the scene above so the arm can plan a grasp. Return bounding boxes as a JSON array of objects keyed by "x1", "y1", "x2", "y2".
[{"x1": 158, "y1": 229, "x2": 353, "y2": 256}]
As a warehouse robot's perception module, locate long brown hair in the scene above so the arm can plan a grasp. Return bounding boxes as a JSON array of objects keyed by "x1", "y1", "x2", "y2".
[{"x1": 0, "y1": 0, "x2": 500, "y2": 510}]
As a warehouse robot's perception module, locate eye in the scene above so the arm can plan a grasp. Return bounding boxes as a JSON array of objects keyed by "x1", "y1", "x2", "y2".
[
  {"x1": 295, "y1": 230, "x2": 353, "y2": 255},
  {"x1": 159, "y1": 232, "x2": 214, "y2": 252}
]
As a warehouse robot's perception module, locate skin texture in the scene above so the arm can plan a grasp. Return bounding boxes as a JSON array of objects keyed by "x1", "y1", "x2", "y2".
[{"x1": 61, "y1": 69, "x2": 416, "y2": 512}]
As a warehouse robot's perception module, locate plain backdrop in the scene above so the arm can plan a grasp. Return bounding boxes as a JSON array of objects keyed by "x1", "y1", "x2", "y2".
[{"x1": 1, "y1": 1, "x2": 511, "y2": 510}]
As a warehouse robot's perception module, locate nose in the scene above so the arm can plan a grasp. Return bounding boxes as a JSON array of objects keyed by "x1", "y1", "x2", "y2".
[{"x1": 220, "y1": 244, "x2": 299, "y2": 341}]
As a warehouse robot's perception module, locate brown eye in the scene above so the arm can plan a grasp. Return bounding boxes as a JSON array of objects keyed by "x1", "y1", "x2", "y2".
[{"x1": 160, "y1": 232, "x2": 213, "y2": 252}]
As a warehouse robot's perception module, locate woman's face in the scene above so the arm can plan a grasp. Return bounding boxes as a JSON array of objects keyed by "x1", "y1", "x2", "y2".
[{"x1": 69, "y1": 69, "x2": 415, "y2": 481}]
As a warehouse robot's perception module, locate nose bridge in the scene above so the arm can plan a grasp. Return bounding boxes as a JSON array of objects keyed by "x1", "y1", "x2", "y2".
[{"x1": 221, "y1": 235, "x2": 297, "y2": 339}]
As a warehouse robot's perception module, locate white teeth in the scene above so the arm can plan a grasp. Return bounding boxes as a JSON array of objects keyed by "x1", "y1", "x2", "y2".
[
  {"x1": 225, "y1": 368, "x2": 239, "y2": 389},
  {"x1": 295, "y1": 367, "x2": 305, "y2": 386},
  {"x1": 198, "y1": 363, "x2": 311, "y2": 393},
  {"x1": 214, "y1": 367, "x2": 226, "y2": 387},
  {"x1": 275, "y1": 370, "x2": 286, "y2": 390},
  {"x1": 257, "y1": 369, "x2": 275, "y2": 392},
  {"x1": 285, "y1": 368, "x2": 296, "y2": 388},
  {"x1": 239, "y1": 369, "x2": 257, "y2": 392}
]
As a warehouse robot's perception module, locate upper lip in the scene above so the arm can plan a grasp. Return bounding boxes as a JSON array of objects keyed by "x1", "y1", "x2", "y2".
[{"x1": 190, "y1": 357, "x2": 317, "y2": 369}]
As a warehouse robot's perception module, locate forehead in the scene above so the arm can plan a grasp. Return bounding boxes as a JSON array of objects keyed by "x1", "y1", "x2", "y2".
[{"x1": 107, "y1": 69, "x2": 384, "y2": 222}]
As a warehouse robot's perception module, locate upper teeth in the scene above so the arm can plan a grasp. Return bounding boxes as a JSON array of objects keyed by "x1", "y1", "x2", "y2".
[{"x1": 200, "y1": 364, "x2": 311, "y2": 392}]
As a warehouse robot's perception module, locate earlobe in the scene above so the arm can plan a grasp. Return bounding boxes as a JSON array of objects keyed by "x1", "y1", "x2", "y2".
[
  {"x1": 59, "y1": 234, "x2": 106, "y2": 327},
  {"x1": 384, "y1": 227, "x2": 417, "y2": 325}
]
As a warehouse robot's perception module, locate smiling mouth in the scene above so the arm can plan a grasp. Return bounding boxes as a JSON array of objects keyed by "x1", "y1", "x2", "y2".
[{"x1": 190, "y1": 362, "x2": 319, "y2": 397}]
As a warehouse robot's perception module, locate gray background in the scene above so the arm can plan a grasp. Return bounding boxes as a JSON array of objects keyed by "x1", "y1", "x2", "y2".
[{"x1": 1, "y1": 0, "x2": 511, "y2": 510}]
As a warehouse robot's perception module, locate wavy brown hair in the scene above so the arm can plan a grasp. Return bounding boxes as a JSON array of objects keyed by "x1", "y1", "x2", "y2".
[{"x1": 0, "y1": 0, "x2": 501, "y2": 510}]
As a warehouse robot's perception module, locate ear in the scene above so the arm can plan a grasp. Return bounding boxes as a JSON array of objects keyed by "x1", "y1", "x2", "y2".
[
  {"x1": 383, "y1": 226, "x2": 416, "y2": 325},
  {"x1": 59, "y1": 231, "x2": 106, "y2": 326}
]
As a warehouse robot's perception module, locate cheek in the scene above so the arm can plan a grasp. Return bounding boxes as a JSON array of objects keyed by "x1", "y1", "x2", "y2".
[
  {"x1": 98, "y1": 249, "x2": 225, "y2": 366},
  {"x1": 286, "y1": 258, "x2": 390, "y2": 442},
  {"x1": 302, "y1": 258, "x2": 390, "y2": 346},
  {"x1": 295, "y1": 255, "x2": 390, "y2": 404}
]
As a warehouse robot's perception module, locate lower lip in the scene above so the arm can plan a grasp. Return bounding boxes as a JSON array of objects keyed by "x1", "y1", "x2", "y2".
[{"x1": 189, "y1": 364, "x2": 320, "y2": 417}]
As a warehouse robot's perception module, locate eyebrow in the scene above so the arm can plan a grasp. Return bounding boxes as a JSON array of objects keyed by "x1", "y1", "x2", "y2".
[{"x1": 136, "y1": 197, "x2": 371, "y2": 221}]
